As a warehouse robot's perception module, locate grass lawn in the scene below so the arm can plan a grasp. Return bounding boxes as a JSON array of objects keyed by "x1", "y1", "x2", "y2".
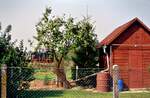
[
  {"x1": 34, "y1": 68, "x2": 72, "y2": 80},
  {"x1": 18, "y1": 90, "x2": 150, "y2": 98},
  {"x1": 34, "y1": 71, "x2": 56, "y2": 80}
]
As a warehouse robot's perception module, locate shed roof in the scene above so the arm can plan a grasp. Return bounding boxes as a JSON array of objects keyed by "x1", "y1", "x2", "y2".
[{"x1": 97, "y1": 18, "x2": 150, "y2": 48}]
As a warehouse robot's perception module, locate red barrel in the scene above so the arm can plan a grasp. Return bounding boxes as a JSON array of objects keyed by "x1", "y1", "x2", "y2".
[{"x1": 96, "y1": 72, "x2": 110, "y2": 92}]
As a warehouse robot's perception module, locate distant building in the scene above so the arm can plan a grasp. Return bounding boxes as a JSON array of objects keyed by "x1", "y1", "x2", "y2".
[{"x1": 31, "y1": 48, "x2": 53, "y2": 63}]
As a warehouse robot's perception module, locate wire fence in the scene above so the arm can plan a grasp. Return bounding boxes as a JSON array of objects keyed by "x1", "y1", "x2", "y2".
[{"x1": 1, "y1": 66, "x2": 150, "y2": 98}]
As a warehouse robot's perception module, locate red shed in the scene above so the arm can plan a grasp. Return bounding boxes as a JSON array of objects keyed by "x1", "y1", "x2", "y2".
[{"x1": 97, "y1": 18, "x2": 150, "y2": 90}]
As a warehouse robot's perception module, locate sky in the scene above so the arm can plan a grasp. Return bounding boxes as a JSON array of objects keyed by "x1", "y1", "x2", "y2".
[{"x1": 0, "y1": 0, "x2": 150, "y2": 49}]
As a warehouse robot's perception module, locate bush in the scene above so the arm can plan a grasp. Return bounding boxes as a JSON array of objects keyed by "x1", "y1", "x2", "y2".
[
  {"x1": 0, "y1": 24, "x2": 34, "y2": 98},
  {"x1": 44, "y1": 75, "x2": 49, "y2": 85}
]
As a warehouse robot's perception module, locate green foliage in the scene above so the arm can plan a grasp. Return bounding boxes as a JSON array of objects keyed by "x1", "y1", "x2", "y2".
[
  {"x1": 35, "y1": 7, "x2": 98, "y2": 66},
  {"x1": 35, "y1": 7, "x2": 99, "y2": 88},
  {"x1": 71, "y1": 18, "x2": 99, "y2": 87},
  {"x1": 35, "y1": 7, "x2": 80, "y2": 66},
  {"x1": 0, "y1": 25, "x2": 27, "y2": 67},
  {"x1": 74, "y1": 18, "x2": 97, "y2": 48},
  {"x1": 44, "y1": 75, "x2": 49, "y2": 85},
  {"x1": 72, "y1": 17, "x2": 98, "y2": 67},
  {"x1": 0, "y1": 23, "x2": 34, "y2": 98}
]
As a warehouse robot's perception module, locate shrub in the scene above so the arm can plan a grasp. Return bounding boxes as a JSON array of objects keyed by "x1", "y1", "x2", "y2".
[{"x1": 44, "y1": 75, "x2": 49, "y2": 85}]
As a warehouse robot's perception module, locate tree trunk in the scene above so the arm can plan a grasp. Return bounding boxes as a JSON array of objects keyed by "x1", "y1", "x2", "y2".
[
  {"x1": 51, "y1": 55, "x2": 71, "y2": 89},
  {"x1": 53, "y1": 67, "x2": 71, "y2": 89}
]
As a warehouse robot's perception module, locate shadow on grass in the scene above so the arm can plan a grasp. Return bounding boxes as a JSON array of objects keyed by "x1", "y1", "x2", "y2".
[{"x1": 18, "y1": 90, "x2": 64, "y2": 98}]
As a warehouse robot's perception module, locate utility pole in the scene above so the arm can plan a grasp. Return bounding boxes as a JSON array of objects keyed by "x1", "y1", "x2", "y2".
[{"x1": 86, "y1": 4, "x2": 89, "y2": 18}]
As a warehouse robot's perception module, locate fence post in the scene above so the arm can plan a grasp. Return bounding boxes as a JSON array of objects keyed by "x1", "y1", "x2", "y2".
[
  {"x1": 1, "y1": 64, "x2": 7, "y2": 98},
  {"x1": 76, "y1": 66, "x2": 78, "y2": 80},
  {"x1": 113, "y1": 65, "x2": 119, "y2": 98}
]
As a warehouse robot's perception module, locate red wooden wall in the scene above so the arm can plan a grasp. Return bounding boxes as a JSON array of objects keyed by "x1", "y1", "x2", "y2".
[{"x1": 111, "y1": 22, "x2": 150, "y2": 89}]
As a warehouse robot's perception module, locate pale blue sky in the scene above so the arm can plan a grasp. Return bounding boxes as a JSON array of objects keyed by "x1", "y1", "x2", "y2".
[{"x1": 0, "y1": 0, "x2": 150, "y2": 48}]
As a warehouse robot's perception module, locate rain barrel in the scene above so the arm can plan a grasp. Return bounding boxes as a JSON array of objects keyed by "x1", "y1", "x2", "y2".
[
  {"x1": 118, "y1": 79, "x2": 123, "y2": 91},
  {"x1": 96, "y1": 72, "x2": 110, "y2": 92}
]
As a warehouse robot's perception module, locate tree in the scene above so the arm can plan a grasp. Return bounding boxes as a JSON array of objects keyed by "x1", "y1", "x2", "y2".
[
  {"x1": 72, "y1": 18, "x2": 99, "y2": 87},
  {"x1": 0, "y1": 23, "x2": 34, "y2": 98},
  {"x1": 35, "y1": 7, "x2": 99, "y2": 88},
  {"x1": 35, "y1": 7, "x2": 79, "y2": 88}
]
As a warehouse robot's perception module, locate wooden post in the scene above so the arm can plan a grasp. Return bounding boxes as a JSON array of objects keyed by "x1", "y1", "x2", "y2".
[
  {"x1": 1, "y1": 64, "x2": 7, "y2": 98},
  {"x1": 113, "y1": 65, "x2": 119, "y2": 98}
]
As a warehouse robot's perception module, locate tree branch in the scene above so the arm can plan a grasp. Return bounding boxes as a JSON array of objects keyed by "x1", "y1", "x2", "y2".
[{"x1": 53, "y1": 50, "x2": 59, "y2": 62}]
